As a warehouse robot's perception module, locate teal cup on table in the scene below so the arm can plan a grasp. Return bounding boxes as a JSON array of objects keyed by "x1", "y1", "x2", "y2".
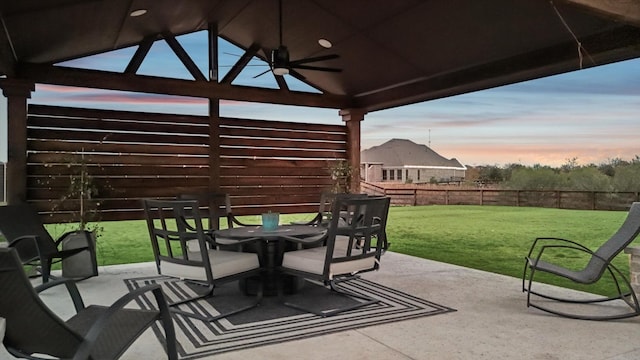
[{"x1": 261, "y1": 212, "x2": 279, "y2": 231}]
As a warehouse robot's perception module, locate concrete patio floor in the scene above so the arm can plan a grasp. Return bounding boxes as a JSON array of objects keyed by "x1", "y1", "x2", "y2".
[{"x1": 3, "y1": 251, "x2": 640, "y2": 359}]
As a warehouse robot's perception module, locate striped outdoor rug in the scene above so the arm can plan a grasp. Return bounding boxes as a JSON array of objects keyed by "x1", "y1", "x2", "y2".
[{"x1": 124, "y1": 276, "x2": 455, "y2": 359}]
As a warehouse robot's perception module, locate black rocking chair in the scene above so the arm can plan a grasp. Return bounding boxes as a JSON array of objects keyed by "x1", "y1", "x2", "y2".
[{"x1": 523, "y1": 202, "x2": 640, "y2": 320}]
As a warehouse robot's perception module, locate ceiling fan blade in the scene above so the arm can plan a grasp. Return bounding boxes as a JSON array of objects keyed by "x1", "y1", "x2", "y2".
[
  {"x1": 220, "y1": 64, "x2": 269, "y2": 68},
  {"x1": 291, "y1": 64, "x2": 342, "y2": 72},
  {"x1": 289, "y1": 54, "x2": 339, "y2": 65},
  {"x1": 253, "y1": 68, "x2": 273, "y2": 78},
  {"x1": 289, "y1": 69, "x2": 307, "y2": 81}
]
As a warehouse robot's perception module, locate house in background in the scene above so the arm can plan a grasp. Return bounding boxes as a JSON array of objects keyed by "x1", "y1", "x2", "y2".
[{"x1": 361, "y1": 139, "x2": 467, "y2": 184}]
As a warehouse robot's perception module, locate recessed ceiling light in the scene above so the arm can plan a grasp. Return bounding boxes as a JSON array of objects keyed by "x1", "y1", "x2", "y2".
[
  {"x1": 130, "y1": 9, "x2": 147, "y2": 17},
  {"x1": 318, "y1": 39, "x2": 332, "y2": 48}
]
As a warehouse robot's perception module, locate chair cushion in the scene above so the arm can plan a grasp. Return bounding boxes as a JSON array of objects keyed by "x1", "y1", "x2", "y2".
[
  {"x1": 186, "y1": 239, "x2": 201, "y2": 252},
  {"x1": 333, "y1": 235, "x2": 355, "y2": 253},
  {"x1": 213, "y1": 236, "x2": 239, "y2": 245},
  {"x1": 282, "y1": 246, "x2": 326, "y2": 275},
  {"x1": 161, "y1": 249, "x2": 259, "y2": 281},
  {"x1": 282, "y1": 245, "x2": 377, "y2": 278}
]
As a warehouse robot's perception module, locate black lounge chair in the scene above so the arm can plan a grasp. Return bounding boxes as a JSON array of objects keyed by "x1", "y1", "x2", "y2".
[
  {"x1": 279, "y1": 195, "x2": 390, "y2": 317},
  {"x1": 0, "y1": 203, "x2": 95, "y2": 283},
  {"x1": 0, "y1": 247, "x2": 178, "y2": 359},
  {"x1": 143, "y1": 198, "x2": 263, "y2": 322},
  {"x1": 523, "y1": 202, "x2": 640, "y2": 320}
]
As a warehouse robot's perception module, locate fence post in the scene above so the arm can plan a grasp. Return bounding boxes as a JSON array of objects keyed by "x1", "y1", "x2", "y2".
[
  {"x1": 413, "y1": 189, "x2": 417, "y2": 206},
  {"x1": 556, "y1": 190, "x2": 561, "y2": 209},
  {"x1": 480, "y1": 189, "x2": 484, "y2": 205}
]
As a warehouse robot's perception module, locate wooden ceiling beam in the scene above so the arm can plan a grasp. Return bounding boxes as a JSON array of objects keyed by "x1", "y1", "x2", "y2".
[
  {"x1": 356, "y1": 26, "x2": 640, "y2": 112},
  {"x1": 274, "y1": 73, "x2": 289, "y2": 91},
  {"x1": 0, "y1": 12, "x2": 16, "y2": 76},
  {"x1": 18, "y1": 63, "x2": 352, "y2": 109},
  {"x1": 163, "y1": 32, "x2": 207, "y2": 81},
  {"x1": 124, "y1": 36, "x2": 155, "y2": 74},
  {"x1": 220, "y1": 43, "x2": 261, "y2": 84},
  {"x1": 558, "y1": 0, "x2": 640, "y2": 27}
]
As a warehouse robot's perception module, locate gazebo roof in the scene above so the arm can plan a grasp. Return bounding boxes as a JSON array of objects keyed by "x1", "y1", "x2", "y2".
[{"x1": 1, "y1": 0, "x2": 640, "y2": 112}]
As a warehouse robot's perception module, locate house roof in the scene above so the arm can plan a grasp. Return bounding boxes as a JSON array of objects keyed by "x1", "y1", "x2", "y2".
[
  {"x1": 2, "y1": 1, "x2": 640, "y2": 112},
  {"x1": 361, "y1": 139, "x2": 466, "y2": 170}
]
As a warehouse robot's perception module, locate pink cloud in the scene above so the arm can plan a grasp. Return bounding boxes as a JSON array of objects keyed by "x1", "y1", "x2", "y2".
[{"x1": 440, "y1": 143, "x2": 639, "y2": 167}]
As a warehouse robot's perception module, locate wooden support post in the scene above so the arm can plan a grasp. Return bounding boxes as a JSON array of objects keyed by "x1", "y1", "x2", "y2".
[
  {"x1": 339, "y1": 108, "x2": 366, "y2": 194},
  {"x1": 624, "y1": 246, "x2": 640, "y2": 299},
  {"x1": 208, "y1": 23, "x2": 221, "y2": 194},
  {"x1": 208, "y1": 23, "x2": 218, "y2": 82},
  {"x1": 0, "y1": 79, "x2": 34, "y2": 204},
  {"x1": 209, "y1": 99, "x2": 220, "y2": 192}
]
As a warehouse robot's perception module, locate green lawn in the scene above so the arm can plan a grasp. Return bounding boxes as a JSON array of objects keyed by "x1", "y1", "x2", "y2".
[{"x1": 44, "y1": 205, "x2": 636, "y2": 296}]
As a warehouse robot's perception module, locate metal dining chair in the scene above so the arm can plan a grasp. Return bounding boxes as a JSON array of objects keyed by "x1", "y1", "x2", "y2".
[
  {"x1": 143, "y1": 198, "x2": 263, "y2": 322},
  {"x1": 278, "y1": 195, "x2": 391, "y2": 317}
]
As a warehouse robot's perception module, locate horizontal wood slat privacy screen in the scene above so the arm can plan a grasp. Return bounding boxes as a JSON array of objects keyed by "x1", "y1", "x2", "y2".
[{"x1": 26, "y1": 105, "x2": 347, "y2": 223}]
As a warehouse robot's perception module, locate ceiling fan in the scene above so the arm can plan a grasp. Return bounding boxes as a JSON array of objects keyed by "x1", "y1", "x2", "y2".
[{"x1": 255, "y1": 0, "x2": 342, "y2": 79}]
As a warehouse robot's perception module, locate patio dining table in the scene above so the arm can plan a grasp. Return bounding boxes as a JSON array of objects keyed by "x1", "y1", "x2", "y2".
[{"x1": 213, "y1": 224, "x2": 327, "y2": 295}]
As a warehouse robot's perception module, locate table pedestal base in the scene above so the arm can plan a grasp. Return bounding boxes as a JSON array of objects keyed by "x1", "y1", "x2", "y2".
[{"x1": 240, "y1": 273, "x2": 304, "y2": 296}]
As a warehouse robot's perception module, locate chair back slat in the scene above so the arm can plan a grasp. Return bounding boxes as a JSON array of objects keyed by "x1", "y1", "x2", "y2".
[
  {"x1": 0, "y1": 248, "x2": 82, "y2": 358},
  {"x1": 179, "y1": 192, "x2": 233, "y2": 230},
  {"x1": 323, "y1": 195, "x2": 391, "y2": 277},
  {"x1": 586, "y1": 202, "x2": 640, "y2": 279},
  {"x1": 143, "y1": 199, "x2": 213, "y2": 283}
]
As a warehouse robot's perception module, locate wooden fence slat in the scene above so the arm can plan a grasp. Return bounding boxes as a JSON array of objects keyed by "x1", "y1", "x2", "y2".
[
  {"x1": 28, "y1": 128, "x2": 209, "y2": 145},
  {"x1": 221, "y1": 158, "x2": 334, "y2": 168},
  {"x1": 220, "y1": 147, "x2": 345, "y2": 159},
  {"x1": 28, "y1": 153, "x2": 210, "y2": 166},
  {"x1": 27, "y1": 140, "x2": 209, "y2": 155},
  {"x1": 221, "y1": 117, "x2": 345, "y2": 133},
  {"x1": 220, "y1": 137, "x2": 346, "y2": 150},
  {"x1": 29, "y1": 104, "x2": 208, "y2": 124},
  {"x1": 28, "y1": 115, "x2": 209, "y2": 135}
]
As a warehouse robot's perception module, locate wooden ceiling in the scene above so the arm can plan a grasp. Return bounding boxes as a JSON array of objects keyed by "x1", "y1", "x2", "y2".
[{"x1": 1, "y1": 0, "x2": 640, "y2": 112}]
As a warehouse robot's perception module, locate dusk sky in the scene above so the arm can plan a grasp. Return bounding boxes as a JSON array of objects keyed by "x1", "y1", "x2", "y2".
[{"x1": 3, "y1": 31, "x2": 639, "y2": 167}]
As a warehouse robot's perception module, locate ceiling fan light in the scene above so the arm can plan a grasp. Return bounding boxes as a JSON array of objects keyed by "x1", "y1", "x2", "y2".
[{"x1": 272, "y1": 67, "x2": 289, "y2": 76}]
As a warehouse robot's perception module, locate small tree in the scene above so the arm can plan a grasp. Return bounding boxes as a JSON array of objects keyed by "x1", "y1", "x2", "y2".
[
  {"x1": 329, "y1": 160, "x2": 353, "y2": 193},
  {"x1": 51, "y1": 151, "x2": 105, "y2": 237}
]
